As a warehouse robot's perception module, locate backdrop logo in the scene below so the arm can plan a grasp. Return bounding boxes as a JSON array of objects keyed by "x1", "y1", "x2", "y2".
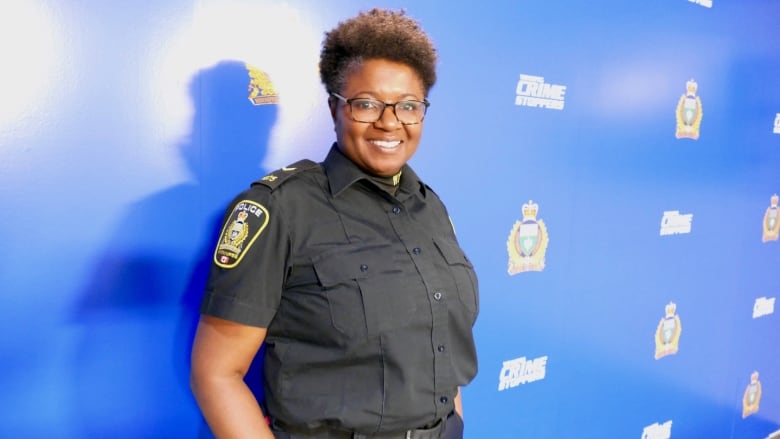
[
  {"x1": 515, "y1": 74, "x2": 566, "y2": 110},
  {"x1": 689, "y1": 0, "x2": 712, "y2": 8},
  {"x1": 246, "y1": 64, "x2": 279, "y2": 105},
  {"x1": 660, "y1": 211, "x2": 693, "y2": 236},
  {"x1": 762, "y1": 194, "x2": 779, "y2": 242},
  {"x1": 742, "y1": 371, "x2": 762, "y2": 418},
  {"x1": 774, "y1": 114, "x2": 780, "y2": 134},
  {"x1": 507, "y1": 200, "x2": 549, "y2": 274},
  {"x1": 498, "y1": 355, "x2": 548, "y2": 391},
  {"x1": 655, "y1": 302, "x2": 682, "y2": 359},
  {"x1": 675, "y1": 79, "x2": 703, "y2": 140},
  {"x1": 753, "y1": 297, "x2": 776, "y2": 318},
  {"x1": 642, "y1": 420, "x2": 673, "y2": 439}
]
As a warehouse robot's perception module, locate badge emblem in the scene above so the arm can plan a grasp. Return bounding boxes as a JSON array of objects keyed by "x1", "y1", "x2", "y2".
[
  {"x1": 246, "y1": 64, "x2": 279, "y2": 106},
  {"x1": 654, "y1": 302, "x2": 682, "y2": 359},
  {"x1": 214, "y1": 200, "x2": 270, "y2": 268},
  {"x1": 742, "y1": 371, "x2": 762, "y2": 418},
  {"x1": 675, "y1": 79, "x2": 703, "y2": 140},
  {"x1": 507, "y1": 200, "x2": 549, "y2": 274},
  {"x1": 762, "y1": 194, "x2": 779, "y2": 243}
]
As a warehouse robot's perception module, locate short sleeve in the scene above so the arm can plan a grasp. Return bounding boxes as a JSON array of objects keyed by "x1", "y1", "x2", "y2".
[{"x1": 200, "y1": 185, "x2": 288, "y2": 327}]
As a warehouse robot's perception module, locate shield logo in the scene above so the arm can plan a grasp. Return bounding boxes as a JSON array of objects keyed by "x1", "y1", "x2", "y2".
[
  {"x1": 507, "y1": 200, "x2": 549, "y2": 275},
  {"x1": 655, "y1": 302, "x2": 682, "y2": 359},
  {"x1": 747, "y1": 385, "x2": 757, "y2": 404},
  {"x1": 517, "y1": 221, "x2": 540, "y2": 256},
  {"x1": 675, "y1": 79, "x2": 703, "y2": 140},
  {"x1": 763, "y1": 195, "x2": 780, "y2": 243}
]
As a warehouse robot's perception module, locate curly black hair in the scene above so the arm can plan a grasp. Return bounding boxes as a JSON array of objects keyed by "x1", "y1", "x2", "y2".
[{"x1": 319, "y1": 8, "x2": 438, "y2": 96}]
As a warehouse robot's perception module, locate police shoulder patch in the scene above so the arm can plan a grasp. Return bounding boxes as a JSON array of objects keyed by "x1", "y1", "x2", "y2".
[
  {"x1": 253, "y1": 159, "x2": 320, "y2": 191},
  {"x1": 214, "y1": 200, "x2": 270, "y2": 269}
]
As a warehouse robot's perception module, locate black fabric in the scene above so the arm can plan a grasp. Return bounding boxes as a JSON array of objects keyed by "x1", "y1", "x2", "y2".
[
  {"x1": 202, "y1": 143, "x2": 478, "y2": 434},
  {"x1": 270, "y1": 411, "x2": 463, "y2": 439}
]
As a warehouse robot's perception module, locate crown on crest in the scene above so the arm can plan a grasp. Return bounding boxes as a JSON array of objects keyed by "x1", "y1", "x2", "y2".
[
  {"x1": 237, "y1": 211, "x2": 249, "y2": 222},
  {"x1": 665, "y1": 302, "x2": 677, "y2": 317},
  {"x1": 771, "y1": 194, "x2": 779, "y2": 207},
  {"x1": 686, "y1": 79, "x2": 698, "y2": 95},
  {"x1": 751, "y1": 371, "x2": 760, "y2": 382},
  {"x1": 522, "y1": 200, "x2": 539, "y2": 220}
]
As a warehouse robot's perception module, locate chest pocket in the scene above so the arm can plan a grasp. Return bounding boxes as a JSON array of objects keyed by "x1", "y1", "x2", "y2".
[
  {"x1": 433, "y1": 238, "x2": 479, "y2": 314},
  {"x1": 311, "y1": 243, "x2": 421, "y2": 339}
]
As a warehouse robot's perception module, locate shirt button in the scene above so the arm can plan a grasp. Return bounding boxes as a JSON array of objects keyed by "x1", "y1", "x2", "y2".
[
  {"x1": 437, "y1": 345, "x2": 446, "y2": 352},
  {"x1": 392, "y1": 206, "x2": 401, "y2": 214},
  {"x1": 412, "y1": 247, "x2": 421, "y2": 255},
  {"x1": 360, "y1": 264, "x2": 368, "y2": 272},
  {"x1": 440, "y1": 396, "x2": 448, "y2": 404},
  {"x1": 433, "y1": 291, "x2": 443, "y2": 300}
]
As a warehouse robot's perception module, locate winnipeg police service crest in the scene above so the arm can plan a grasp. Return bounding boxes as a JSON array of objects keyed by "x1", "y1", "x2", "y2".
[
  {"x1": 654, "y1": 302, "x2": 682, "y2": 360},
  {"x1": 246, "y1": 64, "x2": 279, "y2": 106},
  {"x1": 507, "y1": 200, "x2": 549, "y2": 274},
  {"x1": 742, "y1": 371, "x2": 762, "y2": 418},
  {"x1": 214, "y1": 200, "x2": 269, "y2": 269},
  {"x1": 762, "y1": 194, "x2": 779, "y2": 243},
  {"x1": 675, "y1": 79, "x2": 703, "y2": 140}
]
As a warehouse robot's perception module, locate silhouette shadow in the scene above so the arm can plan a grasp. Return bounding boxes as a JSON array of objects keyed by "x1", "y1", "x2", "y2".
[{"x1": 72, "y1": 60, "x2": 276, "y2": 438}]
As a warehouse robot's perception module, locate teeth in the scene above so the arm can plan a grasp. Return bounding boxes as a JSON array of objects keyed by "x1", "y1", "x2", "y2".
[{"x1": 370, "y1": 140, "x2": 401, "y2": 149}]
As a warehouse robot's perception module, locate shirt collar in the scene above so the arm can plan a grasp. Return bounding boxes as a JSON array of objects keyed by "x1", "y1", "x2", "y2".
[{"x1": 322, "y1": 143, "x2": 427, "y2": 199}]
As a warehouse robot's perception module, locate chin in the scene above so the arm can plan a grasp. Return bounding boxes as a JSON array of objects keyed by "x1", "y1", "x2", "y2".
[{"x1": 371, "y1": 162, "x2": 403, "y2": 176}]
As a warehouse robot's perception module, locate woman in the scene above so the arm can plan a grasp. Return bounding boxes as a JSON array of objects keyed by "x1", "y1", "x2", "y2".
[{"x1": 191, "y1": 8, "x2": 478, "y2": 439}]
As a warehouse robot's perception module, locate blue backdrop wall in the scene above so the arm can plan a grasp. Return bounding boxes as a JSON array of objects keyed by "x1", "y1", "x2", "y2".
[{"x1": 1, "y1": 1, "x2": 778, "y2": 438}]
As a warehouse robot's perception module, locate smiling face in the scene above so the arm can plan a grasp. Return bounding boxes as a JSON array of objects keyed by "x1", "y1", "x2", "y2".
[{"x1": 329, "y1": 58, "x2": 426, "y2": 177}]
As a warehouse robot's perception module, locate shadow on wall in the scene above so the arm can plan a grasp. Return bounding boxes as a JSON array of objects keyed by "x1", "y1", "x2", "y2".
[{"x1": 71, "y1": 60, "x2": 275, "y2": 439}]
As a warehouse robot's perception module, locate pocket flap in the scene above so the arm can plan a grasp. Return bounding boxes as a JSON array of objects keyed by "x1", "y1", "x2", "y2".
[{"x1": 312, "y1": 244, "x2": 387, "y2": 287}]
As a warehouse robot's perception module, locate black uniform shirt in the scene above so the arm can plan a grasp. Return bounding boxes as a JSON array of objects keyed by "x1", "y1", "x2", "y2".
[{"x1": 201, "y1": 144, "x2": 479, "y2": 434}]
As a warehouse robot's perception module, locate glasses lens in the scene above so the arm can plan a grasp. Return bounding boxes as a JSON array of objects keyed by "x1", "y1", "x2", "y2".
[
  {"x1": 395, "y1": 100, "x2": 426, "y2": 124},
  {"x1": 349, "y1": 99, "x2": 383, "y2": 123}
]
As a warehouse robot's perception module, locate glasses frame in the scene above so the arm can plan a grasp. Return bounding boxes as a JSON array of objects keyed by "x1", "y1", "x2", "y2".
[{"x1": 330, "y1": 92, "x2": 430, "y2": 125}]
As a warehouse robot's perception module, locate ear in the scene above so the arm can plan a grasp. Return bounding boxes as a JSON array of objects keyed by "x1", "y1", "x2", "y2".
[{"x1": 328, "y1": 96, "x2": 338, "y2": 123}]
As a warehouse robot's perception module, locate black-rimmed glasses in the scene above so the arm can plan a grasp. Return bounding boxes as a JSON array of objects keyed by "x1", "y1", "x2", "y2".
[{"x1": 331, "y1": 92, "x2": 430, "y2": 125}]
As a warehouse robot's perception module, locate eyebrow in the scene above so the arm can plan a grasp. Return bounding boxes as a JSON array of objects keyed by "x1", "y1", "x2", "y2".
[{"x1": 350, "y1": 91, "x2": 423, "y2": 101}]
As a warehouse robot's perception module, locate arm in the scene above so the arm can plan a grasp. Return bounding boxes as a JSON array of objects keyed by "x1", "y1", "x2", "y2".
[
  {"x1": 190, "y1": 315, "x2": 274, "y2": 439},
  {"x1": 454, "y1": 387, "x2": 463, "y2": 419}
]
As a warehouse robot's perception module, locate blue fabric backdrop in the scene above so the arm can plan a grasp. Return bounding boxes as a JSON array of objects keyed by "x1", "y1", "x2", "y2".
[{"x1": 0, "y1": 1, "x2": 778, "y2": 438}]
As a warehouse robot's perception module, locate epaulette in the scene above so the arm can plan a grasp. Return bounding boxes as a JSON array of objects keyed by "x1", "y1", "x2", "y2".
[
  {"x1": 252, "y1": 159, "x2": 320, "y2": 191},
  {"x1": 423, "y1": 182, "x2": 439, "y2": 197}
]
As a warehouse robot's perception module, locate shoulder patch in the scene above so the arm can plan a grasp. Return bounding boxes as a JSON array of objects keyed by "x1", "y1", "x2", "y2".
[
  {"x1": 253, "y1": 159, "x2": 320, "y2": 191},
  {"x1": 214, "y1": 200, "x2": 270, "y2": 269}
]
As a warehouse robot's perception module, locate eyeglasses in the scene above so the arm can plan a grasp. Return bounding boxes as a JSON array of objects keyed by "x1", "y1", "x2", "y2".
[{"x1": 331, "y1": 92, "x2": 430, "y2": 125}]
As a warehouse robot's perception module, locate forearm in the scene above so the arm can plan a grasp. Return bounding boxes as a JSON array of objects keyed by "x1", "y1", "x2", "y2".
[
  {"x1": 192, "y1": 374, "x2": 274, "y2": 439},
  {"x1": 454, "y1": 387, "x2": 463, "y2": 418}
]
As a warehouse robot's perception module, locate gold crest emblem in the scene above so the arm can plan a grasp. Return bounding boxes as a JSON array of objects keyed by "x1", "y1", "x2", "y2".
[
  {"x1": 507, "y1": 200, "x2": 549, "y2": 274},
  {"x1": 742, "y1": 371, "x2": 762, "y2": 418},
  {"x1": 675, "y1": 79, "x2": 703, "y2": 140},
  {"x1": 214, "y1": 200, "x2": 270, "y2": 269},
  {"x1": 654, "y1": 302, "x2": 682, "y2": 359},
  {"x1": 246, "y1": 63, "x2": 279, "y2": 105},
  {"x1": 762, "y1": 194, "x2": 779, "y2": 243}
]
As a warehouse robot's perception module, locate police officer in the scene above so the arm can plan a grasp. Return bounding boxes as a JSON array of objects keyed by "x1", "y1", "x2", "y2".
[{"x1": 191, "y1": 8, "x2": 478, "y2": 439}]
